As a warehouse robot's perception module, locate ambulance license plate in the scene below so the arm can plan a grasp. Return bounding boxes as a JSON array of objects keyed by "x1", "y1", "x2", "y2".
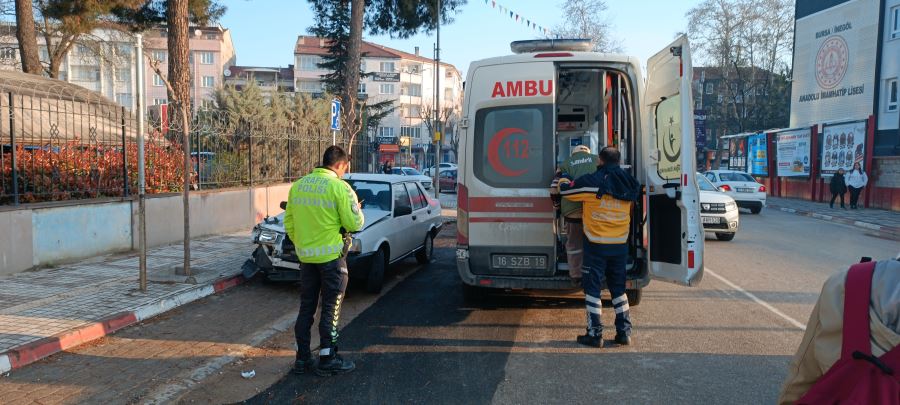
[{"x1": 492, "y1": 255, "x2": 547, "y2": 269}]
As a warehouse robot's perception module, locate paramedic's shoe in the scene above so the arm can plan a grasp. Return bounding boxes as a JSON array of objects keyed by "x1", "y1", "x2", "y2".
[
  {"x1": 292, "y1": 358, "x2": 314, "y2": 375},
  {"x1": 315, "y1": 354, "x2": 356, "y2": 376},
  {"x1": 576, "y1": 334, "x2": 602, "y2": 348},
  {"x1": 614, "y1": 333, "x2": 631, "y2": 346}
]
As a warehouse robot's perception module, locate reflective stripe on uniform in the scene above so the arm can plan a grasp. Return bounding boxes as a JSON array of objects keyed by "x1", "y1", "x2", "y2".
[
  {"x1": 586, "y1": 305, "x2": 602, "y2": 315},
  {"x1": 615, "y1": 303, "x2": 630, "y2": 313},
  {"x1": 299, "y1": 244, "x2": 344, "y2": 258},
  {"x1": 585, "y1": 294, "x2": 601, "y2": 305},
  {"x1": 560, "y1": 187, "x2": 599, "y2": 195},
  {"x1": 584, "y1": 232, "x2": 628, "y2": 244},
  {"x1": 612, "y1": 295, "x2": 628, "y2": 305}
]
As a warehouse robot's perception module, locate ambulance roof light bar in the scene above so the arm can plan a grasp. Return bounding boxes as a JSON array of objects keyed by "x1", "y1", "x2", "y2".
[{"x1": 510, "y1": 39, "x2": 592, "y2": 54}]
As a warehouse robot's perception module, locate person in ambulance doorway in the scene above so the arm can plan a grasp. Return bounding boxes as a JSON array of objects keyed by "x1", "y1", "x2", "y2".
[
  {"x1": 284, "y1": 145, "x2": 365, "y2": 376},
  {"x1": 549, "y1": 144, "x2": 601, "y2": 284},
  {"x1": 558, "y1": 147, "x2": 641, "y2": 348}
]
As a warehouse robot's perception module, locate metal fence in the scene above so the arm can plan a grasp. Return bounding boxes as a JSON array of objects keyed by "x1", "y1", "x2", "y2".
[{"x1": 1, "y1": 85, "x2": 372, "y2": 206}]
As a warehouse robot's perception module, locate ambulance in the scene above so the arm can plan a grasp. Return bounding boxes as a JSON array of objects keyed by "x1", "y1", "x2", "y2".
[{"x1": 455, "y1": 36, "x2": 704, "y2": 304}]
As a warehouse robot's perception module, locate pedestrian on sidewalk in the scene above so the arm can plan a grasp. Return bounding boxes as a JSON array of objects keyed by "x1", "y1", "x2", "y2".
[
  {"x1": 559, "y1": 147, "x2": 640, "y2": 348},
  {"x1": 284, "y1": 145, "x2": 365, "y2": 376},
  {"x1": 847, "y1": 162, "x2": 868, "y2": 209},
  {"x1": 549, "y1": 144, "x2": 601, "y2": 284},
  {"x1": 829, "y1": 169, "x2": 847, "y2": 209}
]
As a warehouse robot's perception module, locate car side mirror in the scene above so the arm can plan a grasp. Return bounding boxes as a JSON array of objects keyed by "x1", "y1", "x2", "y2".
[
  {"x1": 394, "y1": 205, "x2": 413, "y2": 217},
  {"x1": 279, "y1": 201, "x2": 287, "y2": 210}
]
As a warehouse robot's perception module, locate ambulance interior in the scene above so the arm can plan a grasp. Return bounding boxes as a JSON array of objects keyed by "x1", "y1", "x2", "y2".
[{"x1": 554, "y1": 68, "x2": 643, "y2": 274}]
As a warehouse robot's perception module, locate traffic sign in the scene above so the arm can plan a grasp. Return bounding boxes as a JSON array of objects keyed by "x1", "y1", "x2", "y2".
[{"x1": 330, "y1": 99, "x2": 341, "y2": 131}]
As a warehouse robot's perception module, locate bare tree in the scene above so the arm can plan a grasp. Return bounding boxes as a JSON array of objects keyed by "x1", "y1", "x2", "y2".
[
  {"x1": 419, "y1": 100, "x2": 456, "y2": 163},
  {"x1": 686, "y1": 0, "x2": 793, "y2": 167},
  {"x1": 552, "y1": 0, "x2": 622, "y2": 53},
  {"x1": 14, "y1": 0, "x2": 41, "y2": 74}
]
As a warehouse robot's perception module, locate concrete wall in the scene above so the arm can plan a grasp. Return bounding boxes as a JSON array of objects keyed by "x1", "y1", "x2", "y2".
[{"x1": 0, "y1": 183, "x2": 293, "y2": 276}]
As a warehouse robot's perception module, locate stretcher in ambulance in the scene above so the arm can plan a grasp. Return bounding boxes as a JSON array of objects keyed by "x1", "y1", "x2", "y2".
[{"x1": 455, "y1": 37, "x2": 704, "y2": 304}]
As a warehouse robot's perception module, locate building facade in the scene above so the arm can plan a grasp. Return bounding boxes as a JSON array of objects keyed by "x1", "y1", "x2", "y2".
[
  {"x1": 791, "y1": 0, "x2": 899, "y2": 156},
  {"x1": 0, "y1": 25, "x2": 236, "y2": 112},
  {"x1": 222, "y1": 65, "x2": 294, "y2": 98},
  {"x1": 294, "y1": 36, "x2": 463, "y2": 169}
]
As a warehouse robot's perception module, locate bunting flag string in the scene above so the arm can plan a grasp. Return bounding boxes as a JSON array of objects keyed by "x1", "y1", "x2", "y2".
[{"x1": 482, "y1": 0, "x2": 553, "y2": 37}]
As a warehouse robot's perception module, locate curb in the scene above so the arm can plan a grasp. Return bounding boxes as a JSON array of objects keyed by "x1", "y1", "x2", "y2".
[
  {"x1": 0, "y1": 273, "x2": 246, "y2": 375},
  {"x1": 768, "y1": 204, "x2": 900, "y2": 240}
]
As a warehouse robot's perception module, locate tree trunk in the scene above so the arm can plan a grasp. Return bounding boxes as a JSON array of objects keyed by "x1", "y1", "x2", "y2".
[
  {"x1": 15, "y1": 0, "x2": 42, "y2": 75},
  {"x1": 343, "y1": 0, "x2": 364, "y2": 148},
  {"x1": 168, "y1": 0, "x2": 192, "y2": 275}
]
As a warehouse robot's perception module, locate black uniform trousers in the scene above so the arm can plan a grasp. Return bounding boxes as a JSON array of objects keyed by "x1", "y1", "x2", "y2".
[{"x1": 295, "y1": 257, "x2": 348, "y2": 360}]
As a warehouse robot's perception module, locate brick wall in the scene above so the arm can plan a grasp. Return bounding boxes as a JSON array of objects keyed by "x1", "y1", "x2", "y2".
[{"x1": 874, "y1": 157, "x2": 900, "y2": 188}]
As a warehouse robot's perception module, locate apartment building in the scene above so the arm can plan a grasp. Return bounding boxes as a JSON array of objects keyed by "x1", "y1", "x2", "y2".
[
  {"x1": 222, "y1": 65, "x2": 295, "y2": 98},
  {"x1": 294, "y1": 36, "x2": 463, "y2": 168},
  {"x1": 143, "y1": 26, "x2": 236, "y2": 110},
  {"x1": 0, "y1": 24, "x2": 236, "y2": 112}
]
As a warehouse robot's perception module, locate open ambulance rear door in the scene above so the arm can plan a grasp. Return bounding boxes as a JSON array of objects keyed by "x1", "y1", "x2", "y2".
[{"x1": 642, "y1": 35, "x2": 704, "y2": 286}]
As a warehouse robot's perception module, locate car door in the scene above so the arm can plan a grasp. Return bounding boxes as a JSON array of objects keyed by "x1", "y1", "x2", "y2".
[
  {"x1": 405, "y1": 182, "x2": 432, "y2": 248},
  {"x1": 389, "y1": 182, "x2": 417, "y2": 259},
  {"x1": 643, "y1": 35, "x2": 704, "y2": 286}
]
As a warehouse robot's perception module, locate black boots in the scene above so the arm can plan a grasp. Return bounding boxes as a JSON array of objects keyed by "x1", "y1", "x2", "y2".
[
  {"x1": 615, "y1": 333, "x2": 632, "y2": 346},
  {"x1": 315, "y1": 354, "x2": 356, "y2": 376},
  {"x1": 292, "y1": 357, "x2": 314, "y2": 375},
  {"x1": 576, "y1": 333, "x2": 602, "y2": 348}
]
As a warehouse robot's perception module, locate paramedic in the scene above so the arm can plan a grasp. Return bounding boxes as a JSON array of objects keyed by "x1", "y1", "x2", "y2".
[
  {"x1": 549, "y1": 145, "x2": 601, "y2": 282},
  {"x1": 284, "y1": 145, "x2": 365, "y2": 376},
  {"x1": 559, "y1": 147, "x2": 640, "y2": 348}
]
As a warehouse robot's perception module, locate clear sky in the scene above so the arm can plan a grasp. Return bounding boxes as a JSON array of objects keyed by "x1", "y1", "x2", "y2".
[{"x1": 220, "y1": 0, "x2": 703, "y2": 75}]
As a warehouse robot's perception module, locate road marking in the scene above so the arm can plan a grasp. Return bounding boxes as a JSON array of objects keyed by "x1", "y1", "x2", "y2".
[{"x1": 705, "y1": 268, "x2": 807, "y2": 331}]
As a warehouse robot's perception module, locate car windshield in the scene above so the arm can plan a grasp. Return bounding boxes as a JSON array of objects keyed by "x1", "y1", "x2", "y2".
[
  {"x1": 346, "y1": 180, "x2": 392, "y2": 212},
  {"x1": 391, "y1": 168, "x2": 403, "y2": 175},
  {"x1": 719, "y1": 172, "x2": 755, "y2": 182},
  {"x1": 696, "y1": 174, "x2": 718, "y2": 192},
  {"x1": 403, "y1": 168, "x2": 422, "y2": 176}
]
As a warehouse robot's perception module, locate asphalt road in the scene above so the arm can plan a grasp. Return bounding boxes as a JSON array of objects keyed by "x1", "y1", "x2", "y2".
[{"x1": 244, "y1": 209, "x2": 897, "y2": 405}]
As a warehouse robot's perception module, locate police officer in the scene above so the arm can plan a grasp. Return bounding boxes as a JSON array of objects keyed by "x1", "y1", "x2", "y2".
[
  {"x1": 558, "y1": 147, "x2": 640, "y2": 348},
  {"x1": 550, "y1": 144, "x2": 600, "y2": 283},
  {"x1": 284, "y1": 145, "x2": 364, "y2": 376}
]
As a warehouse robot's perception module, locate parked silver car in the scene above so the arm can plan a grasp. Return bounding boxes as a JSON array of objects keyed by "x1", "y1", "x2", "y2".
[
  {"x1": 390, "y1": 167, "x2": 433, "y2": 190},
  {"x1": 243, "y1": 174, "x2": 443, "y2": 293}
]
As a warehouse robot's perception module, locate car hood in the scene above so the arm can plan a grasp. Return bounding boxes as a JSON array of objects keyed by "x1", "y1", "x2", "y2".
[
  {"x1": 256, "y1": 208, "x2": 391, "y2": 234},
  {"x1": 700, "y1": 190, "x2": 736, "y2": 204}
]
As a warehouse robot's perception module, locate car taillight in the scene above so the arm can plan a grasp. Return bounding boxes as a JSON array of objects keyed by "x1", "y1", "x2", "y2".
[
  {"x1": 758, "y1": 185, "x2": 767, "y2": 193},
  {"x1": 720, "y1": 184, "x2": 731, "y2": 191},
  {"x1": 457, "y1": 184, "x2": 469, "y2": 245}
]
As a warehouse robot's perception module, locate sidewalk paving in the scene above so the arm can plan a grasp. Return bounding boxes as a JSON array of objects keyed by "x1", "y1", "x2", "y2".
[
  {"x1": 0, "y1": 233, "x2": 253, "y2": 375},
  {"x1": 767, "y1": 197, "x2": 900, "y2": 239}
]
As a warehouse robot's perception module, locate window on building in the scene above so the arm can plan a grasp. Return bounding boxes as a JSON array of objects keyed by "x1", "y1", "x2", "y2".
[
  {"x1": 152, "y1": 50, "x2": 167, "y2": 62},
  {"x1": 115, "y1": 93, "x2": 132, "y2": 107},
  {"x1": 401, "y1": 83, "x2": 421, "y2": 97},
  {"x1": 72, "y1": 66, "x2": 99, "y2": 81},
  {"x1": 886, "y1": 78, "x2": 898, "y2": 112},
  {"x1": 299, "y1": 56, "x2": 322, "y2": 71},
  {"x1": 205, "y1": 33, "x2": 218, "y2": 40},
  {"x1": 401, "y1": 126, "x2": 422, "y2": 138},
  {"x1": 406, "y1": 63, "x2": 421, "y2": 74},
  {"x1": 705, "y1": 82, "x2": 713, "y2": 94},
  {"x1": 153, "y1": 98, "x2": 167, "y2": 105},
  {"x1": 200, "y1": 99, "x2": 215, "y2": 109},
  {"x1": 0, "y1": 48, "x2": 16, "y2": 60},
  {"x1": 39, "y1": 47, "x2": 49, "y2": 62},
  {"x1": 115, "y1": 68, "x2": 130, "y2": 82},
  {"x1": 379, "y1": 126, "x2": 395, "y2": 137},
  {"x1": 358, "y1": 82, "x2": 367, "y2": 94},
  {"x1": 76, "y1": 44, "x2": 91, "y2": 55},
  {"x1": 117, "y1": 44, "x2": 132, "y2": 57},
  {"x1": 379, "y1": 83, "x2": 394, "y2": 94},
  {"x1": 153, "y1": 73, "x2": 165, "y2": 87},
  {"x1": 380, "y1": 61, "x2": 395, "y2": 73},
  {"x1": 444, "y1": 88, "x2": 453, "y2": 102},
  {"x1": 199, "y1": 52, "x2": 214, "y2": 65},
  {"x1": 892, "y1": 5, "x2": 900, "y2": 40},
  {"x1": 360, "y1": 60, "x2": 367, "y2": 72},
  {"x1": 405, "y1": 105, "x2": 421, "y2": 117},
  {"x1": 717, "y1": 94, "x2": 724, "y2": 103},
  {"x1": 298, "y1": 80, "x2": 322, "y2": 92},
  {"x1": 694, "y1": 100, "x2": 700, "y2": 110},
  {"x1": 202, "y1": 76, "x2": 215, "y2": 88}
]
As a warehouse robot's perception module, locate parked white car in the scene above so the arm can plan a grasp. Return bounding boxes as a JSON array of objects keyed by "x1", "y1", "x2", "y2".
[
  {"x1": 390, "y1": 167, "x2": 434, "y2": 190},
  {"x1": 703, "y1": 170, "x2": 767, "y2": 214},
  {"x1": 425, "y1": 163, "x2": 458, "y2": 177},
  {"x1": 697, "y1": 173, "x2": 740, "y2": 241},
  {"x1": 243, "y1": 174, "x2": 443, "y2": 293}
]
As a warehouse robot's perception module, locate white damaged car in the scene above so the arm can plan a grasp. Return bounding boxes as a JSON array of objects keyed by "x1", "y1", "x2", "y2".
[{"x1": 243, "y1": 174, "x2": 443, "y2": 293}]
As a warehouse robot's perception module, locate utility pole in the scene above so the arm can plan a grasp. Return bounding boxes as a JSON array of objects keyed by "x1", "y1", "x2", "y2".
[
  {"x1": 136, "y1": 33, "x2": 148, "y2": 292},
  {"x1": 432, "y1": 0, "x2": 441, "y2": 199}
]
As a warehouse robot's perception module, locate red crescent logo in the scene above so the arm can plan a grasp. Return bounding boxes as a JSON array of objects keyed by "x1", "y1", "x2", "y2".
[{"x1": 487, "y1": 127, "x2": 528, "y2": 177}]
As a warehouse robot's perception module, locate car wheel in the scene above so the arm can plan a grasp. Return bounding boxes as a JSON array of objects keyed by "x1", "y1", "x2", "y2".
[
  {"x1": 715, "y1": 232, "x2": 736, "y2": 241},
  {"x1": 750, "y1": 206, "x2": 762, "y2": 214},
  {"x1": 626, "y1": 288, "x2": 642, "y2": 306},
  {"x1": 415, "y1": 232, "x2": 434, "y2": 264},
  {"x1": 366, "y1": 248, "x2": 386, "y2": 294}
]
